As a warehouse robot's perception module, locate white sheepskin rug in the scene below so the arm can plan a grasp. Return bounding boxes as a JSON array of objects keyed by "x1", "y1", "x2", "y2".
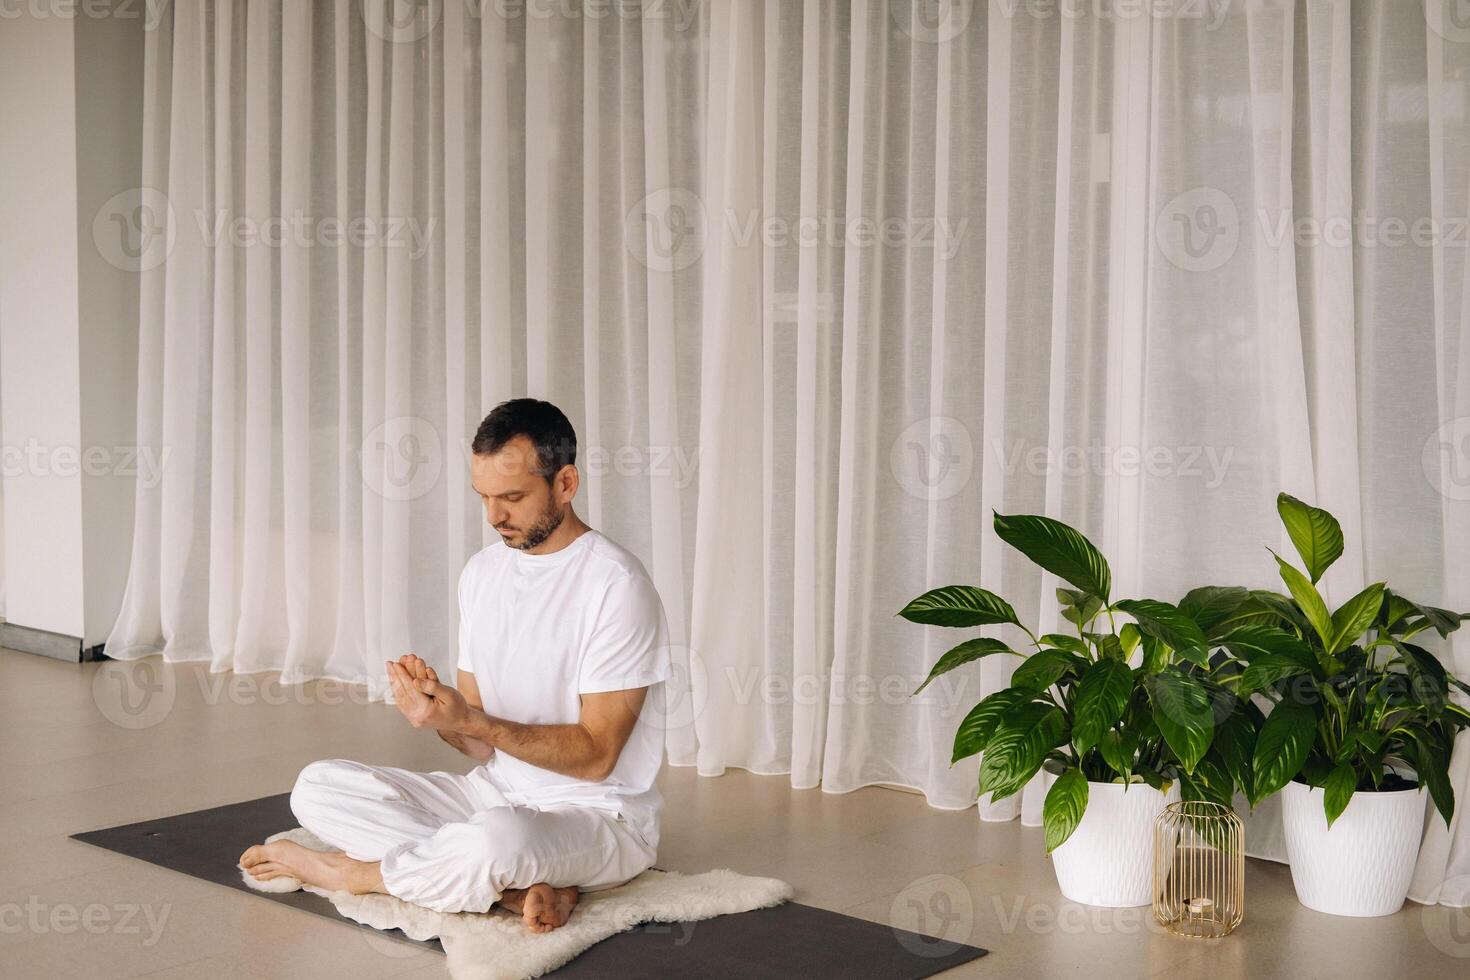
[{"x1": 239, "y1": 828, "x2": 794, "y2": 980}]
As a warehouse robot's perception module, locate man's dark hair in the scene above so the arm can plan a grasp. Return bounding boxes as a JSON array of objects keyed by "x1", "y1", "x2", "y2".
[{"x1": 471, "y1": 398, "x2": 577, "y2": 482}]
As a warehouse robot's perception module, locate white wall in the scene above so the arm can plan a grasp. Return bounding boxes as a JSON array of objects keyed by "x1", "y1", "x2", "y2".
[
  {"x1": 0, "y1": 6, "x2": 145, "y2": 649},
  {"x1": 0, "y1": 14, "x2": 86, "y2": 639},
  {"x1": 75, "y1": 8, "x2": 145, "y2": 648}
]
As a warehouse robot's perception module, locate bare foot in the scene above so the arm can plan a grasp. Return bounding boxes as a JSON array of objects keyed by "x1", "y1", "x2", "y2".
[
  {"x1": 239, "y1": 840, "x2": 378, "y2": 894},
  {"x1": 499, "y1": 883, "x2": 580, "y2": 933}
]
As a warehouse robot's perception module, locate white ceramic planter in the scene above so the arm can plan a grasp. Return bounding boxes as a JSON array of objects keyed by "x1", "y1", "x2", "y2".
[
  {"x1": 1280, "y1": 779, "x2": 1427, "y2": 917},
  {"x1": 1045, "y1": 775, "x2": 1181, "y2": 908}
]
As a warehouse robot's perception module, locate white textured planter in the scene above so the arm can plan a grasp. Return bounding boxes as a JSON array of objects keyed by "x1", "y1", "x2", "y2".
[
  {"x1": 1046, "y1": 775, "x2": 1181, "y2": 908},
  {"x1": 1280, "y1": 780, "x2": 1427, "y2": 917}
]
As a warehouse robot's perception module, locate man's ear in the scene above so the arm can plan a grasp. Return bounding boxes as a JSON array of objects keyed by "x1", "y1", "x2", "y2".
[{"x1": 555, "y1": 464, "x2": 579, "y2": 503}]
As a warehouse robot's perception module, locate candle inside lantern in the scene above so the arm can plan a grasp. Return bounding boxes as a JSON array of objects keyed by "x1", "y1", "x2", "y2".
[{"x1": 1154, "y1": 801, "x2": 1243, "y2": 939}]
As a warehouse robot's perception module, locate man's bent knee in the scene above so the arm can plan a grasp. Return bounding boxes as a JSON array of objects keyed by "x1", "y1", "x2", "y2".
[{"x1": 289, "y1": 759, "x2": 348, "y2": 826}]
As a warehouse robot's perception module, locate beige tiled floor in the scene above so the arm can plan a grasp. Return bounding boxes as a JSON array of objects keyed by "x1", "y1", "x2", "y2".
[{"x1": 3, "y1": 648, "x2": 1468, "y2": 978}]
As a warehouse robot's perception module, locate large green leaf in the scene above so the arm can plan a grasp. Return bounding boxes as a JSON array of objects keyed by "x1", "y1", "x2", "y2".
[
  {"x1": 1323, "y1": 763, "x2": 1357, "y2": 828},
  {"x1": 1085, "y1": 632, "x2": 1126, "y2": 661},
  {"x1": 951, "y1": 688, "x2": 1030, "y2": 763},
  {"x1": 1326, "y1": 583, "x2": 1385, "y2": 655},
  {"x1": 1380, "y1": 589, "x2": 1418, "y2": 632},
  {"x1": 1211, "y1": 706, "x2": 1258, "y2": 801},
  {"x1": 1181, "y1": 758, "x2": 1234, "y2": 808},
  {"x1": 1251, "y1": 700, "x2": 1319, "y2": 804},
  {"x1": 1446, "y1": 703, "x2": 1470, "y2": 729},
  {"x1": 1043, "y1": 767, "x2": 1089, "y2": 853},
  {"x1": 1115, "y1": 599, "x2": 1208, "y2": 657},
  {"x1": 1098, "y1": 727, "x2": 1141, "y2": 779},
  {"x1": 1057, "y1": 588, "x2": 1104, "y2": 627},
  {"x1": 1139, "y1": 632, "x2": 1170, "y2": 674},
  {"x1": 1244, "y1": 589, "x2": 1310, "y2": 634},
  {"x1": 1220, "y1": 624, "x2": 1317, "y2": 669},
  {"x1": 1212, "y1": 592, "x2": 1288, "y2": 633},
  {"x1": 1389, "y1": 640, "x2": 1449, "y2": 706},
  {"x1": 1072, "y1": 659, "x2": 1134, "y2": 754},
  {"x1": 1277, "y1": 492, "x2": 1344, "y2": 584},
  {"x1": 1236, "y1": 654, "x2": 1311, "y2": 699},
  {"x1": 1039, "y1": 633, "x2": 1091, "y2": 656},
  {"x1": 1337, "y1": 726, "x2": 1385, "y2": 762},
  {"x1": 1273, "y1": 554, "x2": 1334, "y2": 649},
  {"x1": 1010, "y1": 649, "x2": 1087, "y2": 692},
  {"x1": 978, "y1": 702, "x2": 1067, "y2": 803},
  {"x1": 1178, "y1": 586, "x2": 1252, "y2": 636},
  {"x1": 993, "y1": 513, "x2": 1111, "y2": 601},
  {"x1": 1395, "y1": 599, "x2": 1468, "y2": 639},
  {"x1": 898, "y1": 586, "x2": 1020, "y2": 628},
  {"x1": 1410, "y1": 731, "x2": 1455, "y2": 827},
  {"x1": 1145, "y1": 670, "x2": 1215, "y2": 773},
  {"x1": 913, "y1": 638, "x2": 1018, "y2": 695}
]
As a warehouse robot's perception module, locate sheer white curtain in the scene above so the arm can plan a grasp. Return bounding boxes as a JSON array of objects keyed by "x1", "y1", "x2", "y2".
[{"x1": 108, "y1": 0, "x2": 1470, "y2": 904}]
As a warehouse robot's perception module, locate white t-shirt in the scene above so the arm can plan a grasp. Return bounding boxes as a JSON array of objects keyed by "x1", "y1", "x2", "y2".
[{"x1": 455, "y1": 528, "x2": 671, "y2": 848}]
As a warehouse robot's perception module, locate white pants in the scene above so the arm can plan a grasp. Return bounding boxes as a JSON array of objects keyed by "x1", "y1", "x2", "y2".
[{"x1": 289, "y1": 759, "x2": 658, "y2": 914}]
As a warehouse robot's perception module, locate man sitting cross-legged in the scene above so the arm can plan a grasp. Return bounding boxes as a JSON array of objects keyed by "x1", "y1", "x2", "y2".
[{"x1": 240, "y1": 398, "x2": 672, "y2": 933}]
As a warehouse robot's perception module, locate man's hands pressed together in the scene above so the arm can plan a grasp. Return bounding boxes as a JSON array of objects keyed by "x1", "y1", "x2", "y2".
[
  {"x1": 388, "y1": 654, "x2": 495, "y2": 763},
  {"x1": 385, "y1": 653, "x2": 651, "y2": 784},
  {"x1": 387, "y1": 654, "x2": 471, "y2": 730}
]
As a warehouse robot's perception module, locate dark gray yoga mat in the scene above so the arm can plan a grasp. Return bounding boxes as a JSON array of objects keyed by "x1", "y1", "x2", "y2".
[{"x1": 71, "y1": 793, "x2": 988, "y2": 978}]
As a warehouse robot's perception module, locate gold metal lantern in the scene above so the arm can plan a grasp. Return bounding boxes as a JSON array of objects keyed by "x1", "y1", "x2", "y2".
[{"x1": 1153, "y1": 800, "x2": 1244, "y2": 939}]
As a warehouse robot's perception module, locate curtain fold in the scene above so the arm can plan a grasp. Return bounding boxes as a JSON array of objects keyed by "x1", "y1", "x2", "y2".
[{"x1": 109, "y1": 0, "x2": 1470, "y2": 905}]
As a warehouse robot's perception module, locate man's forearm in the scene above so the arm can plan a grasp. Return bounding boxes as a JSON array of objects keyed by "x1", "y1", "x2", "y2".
[
  {"x1": 436, "y1": 728, "x2": 494, "y2": 764},
  {"x1": 457, "y1": 709, "x2": 610, "y2": 781}
]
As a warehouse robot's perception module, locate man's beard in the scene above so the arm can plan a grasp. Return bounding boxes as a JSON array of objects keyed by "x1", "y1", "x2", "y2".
[{"x1": 512, "y1": 502, "x2": 564, "y2": 551}]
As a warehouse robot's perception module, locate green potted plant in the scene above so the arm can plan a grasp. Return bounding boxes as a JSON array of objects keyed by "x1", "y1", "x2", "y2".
[
  {"x1": 900, "y1": 512, "x2": 1250, "y2": 907},
  {"x1": 1210, "y1": 493, "x2": 1470, "y2": 917}
]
